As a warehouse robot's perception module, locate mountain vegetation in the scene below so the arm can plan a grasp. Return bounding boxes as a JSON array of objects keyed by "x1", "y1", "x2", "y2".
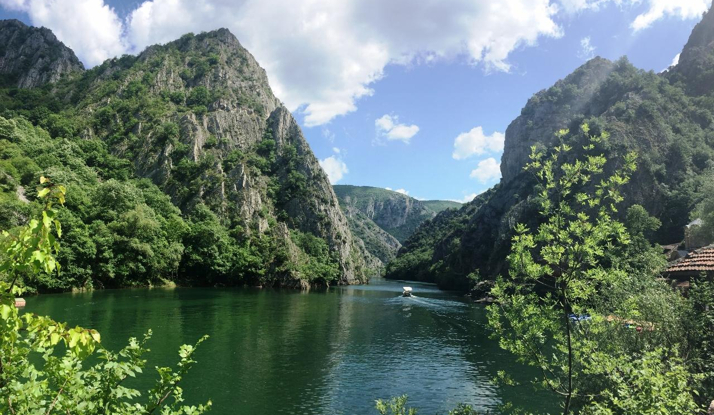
[
  {"x1": 0, "y1": 178, "x2": 211, "y2": 414},
  {"x1": 0, "y1": 21, "x2": 374, "y2": 292},
  {"x1": 4, "y1": 6, "x2": 714, "y2": 414},
  {"x1": 333, "y1": 185, "x2": 460, "y2": 268},
  {"x1": 387, "y1": 5, "x2": 714, "y2": 291}
]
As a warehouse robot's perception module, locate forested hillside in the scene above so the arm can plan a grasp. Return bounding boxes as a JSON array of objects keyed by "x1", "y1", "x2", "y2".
[
  {"x1": 0, "y1": 21, "x2": 374, "y2": 291},
  {"x1": 387, "y1": 5, "x2": 714, "y2": 290},
  {"x1": 333, "y1": 185, "x2": 460, "y2": 267}
]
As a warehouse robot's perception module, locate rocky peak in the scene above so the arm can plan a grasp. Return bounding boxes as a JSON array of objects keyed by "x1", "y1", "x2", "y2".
[
  {"x1": 500, "y1": 56, "x2": 615, "y2": 182},
  {"x1": 0, "y1": 19, "x2": 84, "y2": 88},
  {"x1": 678, "y1": 4, "x2": 714, "y2": 65},
  {"x1": 65, "y1": 27, "x2": 369, "y2": 285},
  {"x1": 668, "y1": 3, "x2": 714, "y2": 95}
]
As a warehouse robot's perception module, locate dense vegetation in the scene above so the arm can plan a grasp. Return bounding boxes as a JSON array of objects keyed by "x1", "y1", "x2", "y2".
[
  {"x1": 380, "y1": 126, "x2": 714, "y2": 413},
  {"x1": 385, "y1": 193, "x2": 491, "y2": 289},
  {"x1": 0, "y1": 179, "x2": 210, "y2": 414},
  {"x1": 0, "y1": 27, "x2": 366, "y2": 292}
]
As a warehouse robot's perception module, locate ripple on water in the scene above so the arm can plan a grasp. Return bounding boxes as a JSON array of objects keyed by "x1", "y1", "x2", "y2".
[{"x1": 21, "y1": 280, "x2": 555, "y2": 415}]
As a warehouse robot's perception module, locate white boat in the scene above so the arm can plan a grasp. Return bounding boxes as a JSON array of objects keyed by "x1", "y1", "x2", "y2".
[{"x1": 402, "y1": 287, "x2": 413, "y2": 297}]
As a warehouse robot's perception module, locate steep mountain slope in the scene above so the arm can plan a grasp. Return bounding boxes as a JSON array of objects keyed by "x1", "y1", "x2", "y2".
[
  {"x1": 333, "y1": 185, "x2": 461, "y2": 267},
  {"x1": 387, "y1": 5, "x2": 714, "y2": 289},
  {"x1": 0, "y1": 20, "x2": 83, "y2": 88},
  {"x1": 333, "y1": 185, "x2": 461, "y2": 242},
  {"x1": 340, "y1": 203, "x2": 401, "y2": 265},
  {"x1": 0, "y1": 27, "x2": 371, "y2": 289}
]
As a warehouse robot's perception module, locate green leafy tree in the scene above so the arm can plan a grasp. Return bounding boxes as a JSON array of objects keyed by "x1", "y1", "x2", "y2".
[
  {"x1": 684, "y1": 279, "x2": 714, "y2": 408},
  {"x1": 0, "y1": 178, "x2": 210, "y2": 414},
  {"x1": 487, "y1": 125, "x2": 698, "y2": 414},
  {"x1": 375, "y1": 395, "x2": 417, "y2": 415}
]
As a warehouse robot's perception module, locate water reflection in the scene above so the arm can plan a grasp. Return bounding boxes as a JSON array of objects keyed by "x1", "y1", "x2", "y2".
[{"x1": 23, "y1": 279, "x2": 554, "y2": 415}]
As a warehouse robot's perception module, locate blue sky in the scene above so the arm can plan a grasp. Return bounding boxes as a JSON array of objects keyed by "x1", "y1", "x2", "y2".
[{"x1": 0, "y1": 0, "x2": 709, "y2": 202}]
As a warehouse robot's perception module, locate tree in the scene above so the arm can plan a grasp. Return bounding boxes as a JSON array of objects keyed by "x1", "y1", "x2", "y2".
[
  {"x1": 0, "y1": 177, "x2": 210, "y2": 414},
  {"x1": 375, "y1": 395, "x2": 417, "y2": 415},
  {"x1": 487, "y1": 125, "x2": 698, "y2": 414}
]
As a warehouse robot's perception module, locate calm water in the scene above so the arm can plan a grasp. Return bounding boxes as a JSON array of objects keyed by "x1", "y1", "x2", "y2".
[{"x1": 23, "y1": 279, "x2": 554, "y2": 415}]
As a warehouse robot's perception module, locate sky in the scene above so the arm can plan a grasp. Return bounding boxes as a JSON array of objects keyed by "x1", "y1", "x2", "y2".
[{"x1": 0, "y1": 0, "x2": 710, "y2": 202}]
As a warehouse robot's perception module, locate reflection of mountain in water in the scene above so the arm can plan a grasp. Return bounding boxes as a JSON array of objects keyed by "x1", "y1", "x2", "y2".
[{"x1": 23, "y1": 279, "x2": 555, "y2": 415}]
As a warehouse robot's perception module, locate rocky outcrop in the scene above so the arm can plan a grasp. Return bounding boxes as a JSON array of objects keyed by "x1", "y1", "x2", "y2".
[
  {"x1": 668, "y1": 6, "x2": 714, "y2": 96},
  {"x1": 268, "y1": 106, "x2": 368, "y2": 283},
  {"x1": 332, "y1": 185, "x2": 461, "y2": 269},
  {"x1": 0, "y1": 19, "x2": 83, "y2": 88},
  {"x1": 500, "y1": 57, "x2": 614, "y2": 182},
  {"x1": 341, "y1": 203, "x2": 402, "y2": 265}
]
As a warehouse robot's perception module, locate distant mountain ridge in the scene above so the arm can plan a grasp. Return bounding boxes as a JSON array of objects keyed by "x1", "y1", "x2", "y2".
[
  {"x1": 333, "y1": 185, "x2": 461, "y2": 268},
  {"x1": 387, "y1": 4, "x2": 714, "y2": 289}
]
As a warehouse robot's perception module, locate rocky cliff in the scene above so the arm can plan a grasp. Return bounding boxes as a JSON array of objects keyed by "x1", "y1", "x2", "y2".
[
  {"x1": 0, "y1": 25, "x2": 370, "y2": 287},
  {"x1": 332, "y1": 185, "x2": 461, "y2": 268},
  {"x1": 333, "y1": 185, "x2": 460, "y2": 242},
  {"x1": 387, "y1": 5, "x2": 714, "y2": 289},
  {"x1": 0, "y1": 19, "x2": 83, "y2": 88}
]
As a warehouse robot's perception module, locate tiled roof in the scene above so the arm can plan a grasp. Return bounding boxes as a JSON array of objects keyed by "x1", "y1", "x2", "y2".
[{"x1": 666, "y1": 245, "x2": 714, "y2": 274}]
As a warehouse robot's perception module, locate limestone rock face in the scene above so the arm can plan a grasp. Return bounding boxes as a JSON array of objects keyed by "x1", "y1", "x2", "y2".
[
  {"x1": 0, "y1": 19, "x2": 84, "y2": 88},
  {"x1": 500, "y1": 57, "x2": 614, "y2": 183},
  {"x1": 268, "y1": 106, "x2": 368, "y2": 283},
  {"x1": 333, "y1": 185, "x2": 460, "y2": 243},
  {"x1": 0, "y1": 26, "x2": 370, "y2": 286},
  {"x1": 341, "y1": 203, "x2": 402, "y2": 265},
  {"x1": 332, "y1": 185, "x2": 461, "y2": 270}
]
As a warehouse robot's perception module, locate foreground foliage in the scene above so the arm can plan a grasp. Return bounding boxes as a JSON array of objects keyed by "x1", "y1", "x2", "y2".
[
  {"x1": 488, "y1": 126, "x2": 699, "y2": 414},
  {"x1": 0, "y1": 178, "x2": 210, "y2": 414}
]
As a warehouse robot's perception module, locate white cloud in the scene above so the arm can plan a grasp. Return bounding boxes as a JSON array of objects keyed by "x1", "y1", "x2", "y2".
[
  {"x1": 578, "y1": 36, "x2": 596, "y2": 60},
  {"x1": 558, "y1": 0, "x2": 709, "y2": 31},
  {"x1": 2, "y1": 0, "x2": 707, "y2": 125},
  {"x1": 470, "y1": 158, "x2": 501, "y2": 183},
  {"x1": 322, "y1": 127, "x2": 336, "y2": 142},
  {"x1": 452, "y1": 127, "x2": 505, "y2": 160},
  {"x1": 332, "y1": 147, "x2": 341, "y2": 154},
  {"x1": 385, "y1": 187, "x2": 410, "y2": 196},
  {"x1": 375, "y1": 114, "x2": 419, "y2": 144},
  {"x1": 670, "y1": 52, "x2": 681, "y2": 67},
  {"x1": 630, "y1": 0, "x2": 709, "y2": 31},
  {"x1": 0, "y1": 0, "x2": 566, "y2": 126},
  {"x1": 0, "y1": 0, "x2": 126, "y2": 66},
  {"x1": 451, "y1": 193, "x2": 479, "y2": 203},
  {"x1": 319, "y1": 156, "x2": 348, "y2": 184}
]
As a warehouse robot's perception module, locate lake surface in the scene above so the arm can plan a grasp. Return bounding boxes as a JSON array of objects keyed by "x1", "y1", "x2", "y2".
[{"x1": 23, "y1": 278, "x2": 554, "y2": 415}]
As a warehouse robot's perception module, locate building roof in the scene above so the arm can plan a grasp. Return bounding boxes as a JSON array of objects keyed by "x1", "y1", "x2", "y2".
[{"x1": 666, "y1": 245, "x2": 714, "y2": 275}]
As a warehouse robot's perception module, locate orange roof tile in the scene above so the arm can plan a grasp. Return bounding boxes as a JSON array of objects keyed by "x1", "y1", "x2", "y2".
[{"x1": 666, "y1": 245, "x2": 714, "y2": 274}]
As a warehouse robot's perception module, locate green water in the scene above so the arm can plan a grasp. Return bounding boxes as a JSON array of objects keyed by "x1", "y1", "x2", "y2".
[{"x1": 22, "y1": 279, "x2": 554, "y2": 414}]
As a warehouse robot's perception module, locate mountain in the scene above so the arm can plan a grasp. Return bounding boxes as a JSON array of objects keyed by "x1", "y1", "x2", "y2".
[
  {"x1": 0, "y1": 25, "x2": 372, "y2": 290},
  {"x1": 333, "y1": 185, "x2": 461, "y2": 242},
  {"x1": 0, "y1": 20, "x2": 84, "y2": 88},
  {"x1": 387, "y1": 5, "x2": 714, "y2": 290},
  {"x1": 332, "y1": 185, "x2": 461, "y2": 267}
]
